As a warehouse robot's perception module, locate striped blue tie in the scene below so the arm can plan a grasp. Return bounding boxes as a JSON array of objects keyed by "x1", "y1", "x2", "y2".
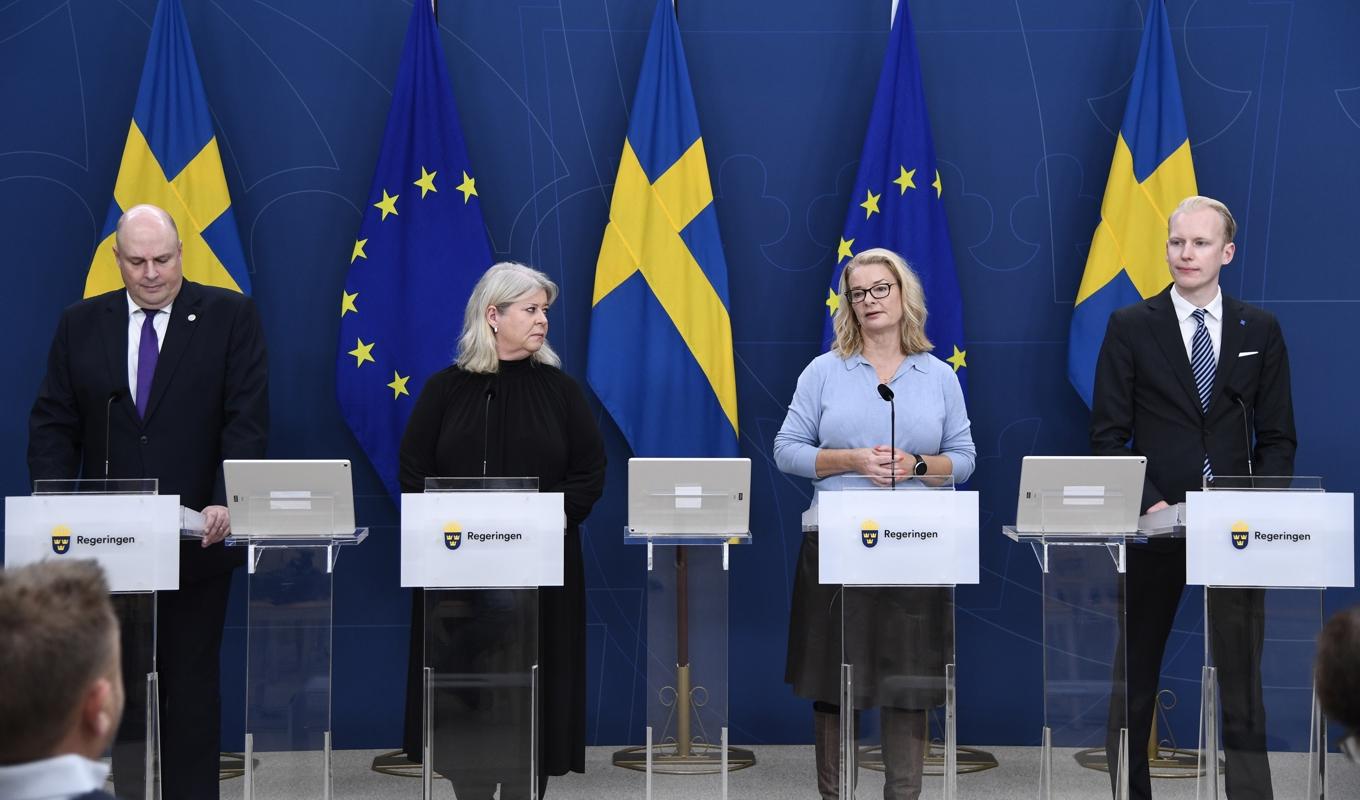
[{"x1": 1191, "y1": 308, "x2": 1215, "y2": 481}]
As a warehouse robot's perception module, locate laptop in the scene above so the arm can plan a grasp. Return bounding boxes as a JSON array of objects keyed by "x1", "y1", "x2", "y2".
[
  {"x1": 224, "y1": 459, "x2": 355, "y2": 537},
  {"x1": 1014, "y1": 455, "x2": 1146, "y2": 534},
  {"x1": 627, "y1": 458, "x2": 750, "y2": 535}
]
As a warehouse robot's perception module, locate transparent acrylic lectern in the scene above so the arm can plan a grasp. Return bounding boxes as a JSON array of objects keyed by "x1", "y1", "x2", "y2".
[
  {"x1": 1003, "y1": 486, "x2": 1178, "y2": 800},
  {"x1": 226, "y1": 491, "x2": 366, "y2": 799},
  {"x1": 816, "y1": 477, "x2": 971, "y2": 800},
  {"x1": 1192, "y1": 476, "x2": 1345, "y2": 800},
  {"x1": 420, "y1": 477, "x2": 542, "y2": 800},
  {"x1": 28, "y1": 478, "x2": 171, "y2": 800},
  {"x1": 615, "y1": 467, "x2": 753, "y2": 800}
]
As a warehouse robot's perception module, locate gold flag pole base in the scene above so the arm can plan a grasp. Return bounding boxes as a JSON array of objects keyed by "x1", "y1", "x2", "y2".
[
  {"x1": 1073, "y1": 745, "x2": 1216, "y2": 779},
  {"x1": 368, "y1": 750, "x2": 425, "y2": 778},
  {"x1": 612, "y1": 743, "x2": 757, "y2": 774},
  {"x1": 218, "y1": 752, "x2": 246, "y2": 781},
  {"x1": 855, "y1": 742, "x2": 999, "y2": 775},
  {"x1": 613, "y1": 662, "x2": 757, "y2": 774}
]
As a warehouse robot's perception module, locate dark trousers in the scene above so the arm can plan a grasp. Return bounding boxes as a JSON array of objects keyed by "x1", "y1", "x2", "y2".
[
  {"x1": 112, "y1": 571, "x2": 234, "y2": 800},
  {"x1": 1106, "y1": 544, "x2": 1271, "y2": 800}
]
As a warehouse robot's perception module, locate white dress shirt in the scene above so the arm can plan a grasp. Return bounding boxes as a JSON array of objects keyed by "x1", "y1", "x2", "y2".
[
  {"x1": 1169, "y1": 285, "x2": 1222, "y2": 363},
  {"x1": 126, "y1": 292, "x2": 172, "y2": 407},
  {"x1": 0, "y1": 754, "x2": 110, "y2": 800}
]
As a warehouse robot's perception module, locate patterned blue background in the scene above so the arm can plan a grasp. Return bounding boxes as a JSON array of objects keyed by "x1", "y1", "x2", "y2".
[{"x1": 3, "y1": 0, "x2": 1358, "y2": 750}]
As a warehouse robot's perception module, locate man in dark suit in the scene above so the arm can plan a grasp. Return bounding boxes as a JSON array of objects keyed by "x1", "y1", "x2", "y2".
[
  {"x1": 0, "y1": 560, "x2": 125, "y2": 800},
  {"x1": 1091, "y1": 195, "x2": 1296, "y2": 800},
  {"x1": 28, "y1": 204, "x2": 269, "y2": 800}
]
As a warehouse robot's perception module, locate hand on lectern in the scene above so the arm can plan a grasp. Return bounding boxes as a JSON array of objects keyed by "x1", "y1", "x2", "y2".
[{"x1": 201, "y1": 505, "x2": 231, "y2": 547}]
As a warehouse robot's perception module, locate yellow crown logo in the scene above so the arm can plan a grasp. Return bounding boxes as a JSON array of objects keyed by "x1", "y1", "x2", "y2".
[
  {"x1": 443, "y1": 521, "x2": 462, "y2": 551},
  {"x1": 860, "y1": 519, "x2": 879, "y2": 549},
  {"x1": 51, "y1": 525, "x2": 71, "y2": 555}
]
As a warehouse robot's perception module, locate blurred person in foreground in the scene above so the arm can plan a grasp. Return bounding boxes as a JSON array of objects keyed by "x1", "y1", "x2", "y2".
[{"x1": 0, "y1": 560, "x2": 124, "y2": 800}]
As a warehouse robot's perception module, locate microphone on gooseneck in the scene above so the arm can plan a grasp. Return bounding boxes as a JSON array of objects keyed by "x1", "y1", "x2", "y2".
[
  {"x1": 482, "y1": 381, "x2": 496, "y2": 477},
  {"x1": 1230, "y1": 391, "x2": 1254, "y2": 477},
  {"x1": 877, "y1": 383, "x2": 896, "y2": 490},
  {"x1": 104, "y1": 391, "x2": 121, "y2": 478}
]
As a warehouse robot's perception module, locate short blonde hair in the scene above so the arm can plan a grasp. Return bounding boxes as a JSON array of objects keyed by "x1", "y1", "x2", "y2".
[
  {"x1": 455, "y1": 262, "x2": 561, "y2": 373},
  {"x1": 1170, "y1": 195, "x2": 1236, "y2": 243},
  {"x1": 832, "y1": 248, "x2": 932, "y2": 358}
]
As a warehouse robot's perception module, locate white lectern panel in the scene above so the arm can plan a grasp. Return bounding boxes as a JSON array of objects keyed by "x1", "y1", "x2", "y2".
[
  {"x1": 1186, "y1": 490, "x2": 1354, "y2": 588},
  {"x1": 5, "y1": 494, "x2": 180, "y2": 591},
  {"x1": 818, "y1": 490, "x2": 979, "y2": 586},
  {"x1": 401, "y1": 491, "x2": 565, "y2": 588}
]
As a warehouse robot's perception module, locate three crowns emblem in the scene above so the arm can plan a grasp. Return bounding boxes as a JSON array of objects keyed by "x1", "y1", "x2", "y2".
[
  {"x1": 51, "y1": 525, "x2": 71, "y2": 555},
  {"x1": 860, "y1": 519, "x2": 879, "y2": 549}
]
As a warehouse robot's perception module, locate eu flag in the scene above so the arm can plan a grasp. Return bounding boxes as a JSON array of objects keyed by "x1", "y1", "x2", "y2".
[
  {"x1": 824, "y1": 1, "x2": 967, "y2": 381},
  {"x1": 587, "y1": 0, "x2": 738, "y2": 458},
  {"x1": 85, "y1": 0, "x2": 249, "y2": 297},
  {"x1": 1068, "y1": 0, "x2": 1197, "y2": 407},
  {"x1": 336, "y1": 0, "x2": 492, "y2": 499}
]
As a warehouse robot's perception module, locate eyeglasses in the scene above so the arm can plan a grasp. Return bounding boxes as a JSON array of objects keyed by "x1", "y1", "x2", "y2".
[{"x1": 846, "y1": 282, "x2": 896, "y2": 304}]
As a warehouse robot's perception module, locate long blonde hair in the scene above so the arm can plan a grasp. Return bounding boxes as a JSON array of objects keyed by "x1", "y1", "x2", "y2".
[
  {"x1": 455, "y1": 262, "x2": 561, "y2": 373},
  {"x1": 831, "y1": 248, "x2": 932, "y2": 357}
]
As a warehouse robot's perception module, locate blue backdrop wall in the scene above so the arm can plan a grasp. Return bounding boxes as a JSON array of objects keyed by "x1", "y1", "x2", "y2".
[{"x1": 3, "y1": 0, "x2": 1358, "y2": 751}]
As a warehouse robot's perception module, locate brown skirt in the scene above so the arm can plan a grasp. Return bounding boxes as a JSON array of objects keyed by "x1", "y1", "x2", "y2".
[{"x1": 785, "y1": 528, "x2": 954, "y2": 710}]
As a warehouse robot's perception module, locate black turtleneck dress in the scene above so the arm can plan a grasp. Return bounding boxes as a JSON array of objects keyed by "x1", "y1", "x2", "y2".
[{"x1": 397, "y1": 357, "x2": 606, "y2": 793}]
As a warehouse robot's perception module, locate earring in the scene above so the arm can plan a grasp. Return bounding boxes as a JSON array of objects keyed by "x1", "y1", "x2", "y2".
[{"x1": 492, "y1": 325, "x2": 499, "y2": 334}]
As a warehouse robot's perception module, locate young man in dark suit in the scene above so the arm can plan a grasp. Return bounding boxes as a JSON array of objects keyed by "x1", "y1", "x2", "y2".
[
  {"x1": 1091, "y1": 195, "x2": 1296, "y2": 800},
  {"x1": 0, "y1": 560, "x2": 126, "y2": 800},
  {"x1": 28, "y1": 204, "x2": 269, "y2": 800}
]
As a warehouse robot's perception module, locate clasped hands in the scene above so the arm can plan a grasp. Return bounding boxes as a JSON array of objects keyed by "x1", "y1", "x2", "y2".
[{"x1": 855, "y1": 445, "x2": 913, "y2": 487}]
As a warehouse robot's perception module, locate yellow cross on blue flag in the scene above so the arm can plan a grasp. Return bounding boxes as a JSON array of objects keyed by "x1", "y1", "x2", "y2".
[
  {"x1": 1068, "y1": 0, "x2": 1197, "y2": 407},
  {"x1": 587, "y1": 0, "x2": 738, "y2": 457},
  {"x1": 824, "y1": 1, "x2": 967, "y2": 380},
  {"x1": 336, "y1": 0, "x2": 492, "y2": 499},
  {"x1": 85, "y1": 0, "x2": 249, "y2": 297}
]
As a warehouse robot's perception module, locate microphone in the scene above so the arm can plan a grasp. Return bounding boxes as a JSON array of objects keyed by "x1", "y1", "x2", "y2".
[
  {"x1": 877, "y1": 383, "x2": 896, "y2": 489},
  {"x1": 1230, "y1": 391, "x2": 1254, "y2": 477},
  {"x1": 481, "y1": 383, "x2": 495, "y2": 477},
  {"x1": 104, "y1": 391, "x2": 121, "y2": 478}
]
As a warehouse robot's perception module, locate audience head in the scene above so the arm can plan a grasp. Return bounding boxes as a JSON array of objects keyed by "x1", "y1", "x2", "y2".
[
  {"x1": 0, "y1": 560, "x2": 123, "y2": 765},
  {"x1": 1317, "y1": 605, "x2": 1360, "y2": 734}
]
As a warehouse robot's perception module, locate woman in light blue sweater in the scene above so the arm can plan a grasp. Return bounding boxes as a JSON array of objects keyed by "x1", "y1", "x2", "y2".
[{"x1": 774, "y1": 248, "x2": 975, "y2": 800}]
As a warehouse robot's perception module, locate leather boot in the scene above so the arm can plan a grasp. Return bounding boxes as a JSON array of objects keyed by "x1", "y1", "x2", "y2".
[
  {"x1": 880, "y1": 707, "x2": 928, "y2": 800},
  {"x1": 814, "y1": 709, "x2": 841, "y2": 799}
]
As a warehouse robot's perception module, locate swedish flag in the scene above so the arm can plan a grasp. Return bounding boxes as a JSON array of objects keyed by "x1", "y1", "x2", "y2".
[
  {"x1": 587, "y1": 0, "x2": 738, "y2": 458},
  {"x1": 1068, "y1": 0, "x2": 1197, "y2": 407},
  {"x1": 824, "y1": 1, "x2": 967, "y2": 380},
  {"x1": 85, "y1": 0, "x2": 249, "y2": 297},
  {"x1": 335, "y1": 0, "x2": 491, "y2": 499}
]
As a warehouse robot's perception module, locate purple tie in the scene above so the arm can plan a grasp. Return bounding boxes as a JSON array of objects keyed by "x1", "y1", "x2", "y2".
[{"x1": 135, "y1": 309, "x2": 159, "y2": 418}]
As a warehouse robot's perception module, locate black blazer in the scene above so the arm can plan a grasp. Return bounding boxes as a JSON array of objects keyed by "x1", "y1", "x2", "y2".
[
  {"x1": 1090, "y1": 286, "x2": 1296, "y2": 512},
  {"x1": 27, "y1": 280, "x2": 269, "y2": 581}
]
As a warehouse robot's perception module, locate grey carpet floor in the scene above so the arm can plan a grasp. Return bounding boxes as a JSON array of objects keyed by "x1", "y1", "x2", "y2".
[{"x1": 194, "y1": 745, "x2": 1360, "y2": 799}]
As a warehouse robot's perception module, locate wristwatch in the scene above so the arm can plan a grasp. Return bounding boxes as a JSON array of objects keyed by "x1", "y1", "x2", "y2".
[{"x1": 911, "y1": 453, "x2": 928, "y2": 476}]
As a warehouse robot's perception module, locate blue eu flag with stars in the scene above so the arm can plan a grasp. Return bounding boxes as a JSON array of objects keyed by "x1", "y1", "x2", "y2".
[
  {"x1": 336, "y1": 0, "x2": 491, "y2": 500},
  {"x1": 823, "y1": 2, "x2": 967, "y2": 382}
]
